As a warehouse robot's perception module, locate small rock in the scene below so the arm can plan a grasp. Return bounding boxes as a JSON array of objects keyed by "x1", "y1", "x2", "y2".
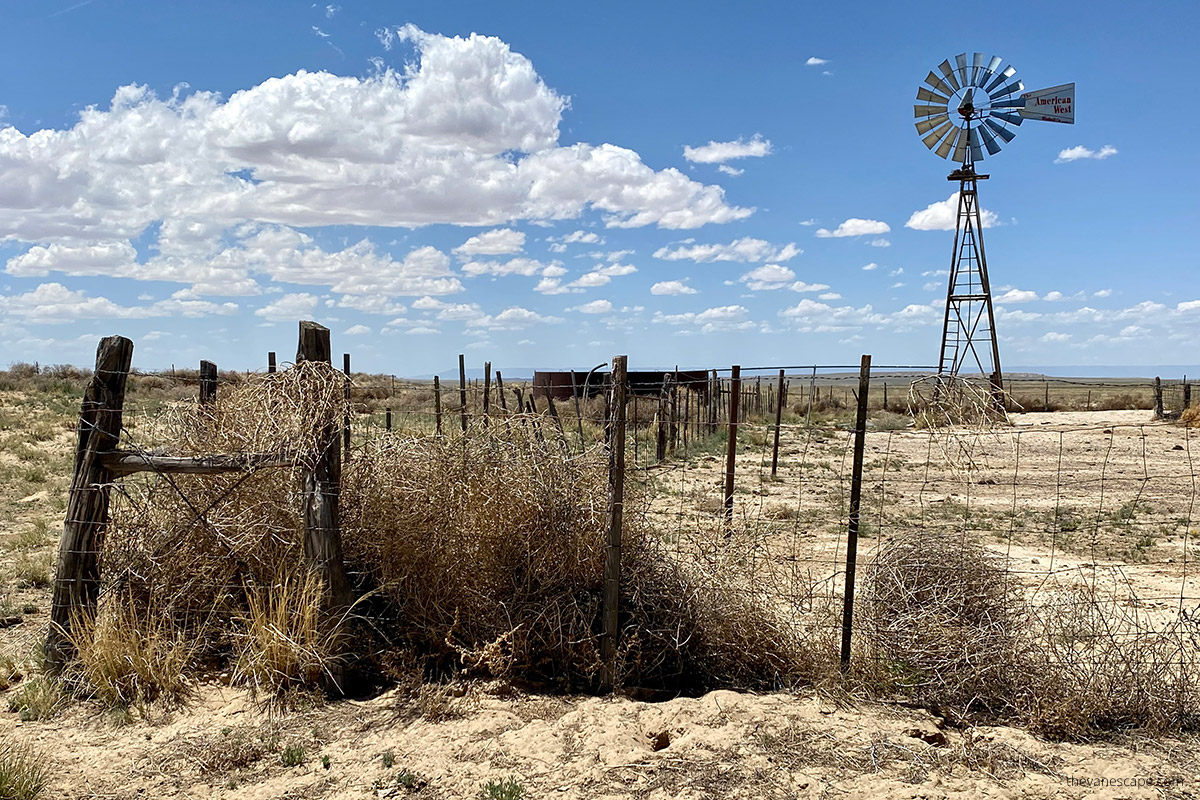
[
  {"x1": 1030, "y1": 558, "x2": 1040, "y2": 565},
  {"x1": 1173, "y1": 445, "x2": 1185, "y2": 451},
  {"x1": 648, "y1": 730, "x2": 670, "y2": 751}
]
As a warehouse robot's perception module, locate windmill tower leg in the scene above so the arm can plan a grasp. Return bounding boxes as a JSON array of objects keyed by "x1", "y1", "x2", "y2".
[{"x1": 937, "y1": 167, "x2": 1003, "y2": 394}]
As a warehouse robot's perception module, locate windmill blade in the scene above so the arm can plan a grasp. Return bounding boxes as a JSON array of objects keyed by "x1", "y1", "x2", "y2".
[
  {"x1": 954, "y1": 53, "x2": 970, "y2": 87},
  {"x1": 921, "y1": 120, "x2": 956, "y2": 148},
  {"x1": 970, "y1": 52, "x2": 985, "y2": 86},
  {"x1": 935, "y1": 127, "x2": 961, "y2": 159},
  {"x1": 978, "y1": 123, "x2": 1003, "y2": 155},
  {"x1": 984, "y1": 118, "x2": 1017, "y2": 142},
  {"x1": 968, "y1": 128, "x2": 985, "y2": 161},
  {"x1": 985, "y1": 65, "x2": 1016, "y2": 93},
  {"x1": 952, "y1": 129, "x2": 969, "y2": 162},
  {"x1": 991, "y1": 78, "x2": 1024, "y2": 99},
  {"x1": 916, "y1": 113, "x2": 950, "y2": 134},
  {"x1": 981, "y1": 56, "x2": 1003, "y2": 84},
  {"x1": 924, "y1": 70, "x2": 953, "y2": 96},
  {"x1": 990, "y1": 111, "x2": 1024, "y2": 126},
  {"x1": 937, "y1": 59, "x2": 962, "y2": 92},
  {"x1": 914, "y1": 104, "x2": 946, "y2": 118},
  {"x1": 916, "y1": 87, "x2": 950, "y2": 105}
]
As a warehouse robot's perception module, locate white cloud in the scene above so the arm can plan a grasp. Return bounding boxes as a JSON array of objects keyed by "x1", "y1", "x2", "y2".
[
  {"x1": 558, "y1": 230, "x2": 603, "y2": 245},
  {"x1": 453, "y1": 228, "x2": 525, "y2": 257},
  {"x1": 460, "y1": 257, "x2": 550, "y2": 277},
  {"x1": 1094, "y1": 288, "x2": 1112, "y2": 298},
  {"x1": 805, "y1": 57, "x2": 829, "y2": 66},
  {"x1": 737, "y1": 264, "x2": 823, "y2": 292},
  {"x1": 1055, "y1": 145, "x2": 1118, "y2": 163},
  {"x1": 653, "y1": 237, "x2": 800, "y2": 263},
  {"x1": 0, "y1": 25, "x2": 749, "y2": 266},
  {"x1": 650, "y1": 280, "x2": 697, "y2": 295},
  {"x1": 799, "y1": 218, "x2": 818, "y2": 227},
  {"x1": 815, "y1": 218, "x2": 890, "y2": 238},
  {"x1": 652, "y1": 304, "x2": 753, "y2": 333},
  {"x1": 861, "y1": 263, "x2": 878, "y2": 271},
  {"x1": 344, "y1": 324, "x2": 371, "y2": 335},
  {"x1": 1178, "y1": 300, "x2": 1200, "y2": 312},
  {"x1": 868, "y1": 238, "x2": 891, "y2": 247},
  {"x1": 467, "y1": 306, "x2": 563, "y2": 330},
  {"x1": 791, "y1": 281, "x2": 830, "y2": 293},
  {"x1": 566, "y1": 262, "x2": 637, "y2": 289},
  {"x1": 1043, "y1": 291, "x2": 1064, "y2": 302},
  {"x1": 818, "y1": 292, "x2": 841, "y2": 300},
  {"x1": 683, "y1": 134, "x2": 772, "y2": 164},
  {"x1": 905, "y1": 193, "x2": 999, "y2": 231},
  {"x1": 333, "y1": 295, "x2": 406, "y2": 315},
  {"x1": 0, "y1": 282, "x2": 237, "y2": 323},
  {"x1": 1041, "y1": 331, "x2": 1071, "y2": 343},
  {"x1": 570, "y1": 299, "x2": 613, "y2": 314},
  {"x1": 254, "y1": 292, "x2": 319, "y2": 321},
  {"x1": 718, "y1": 165, "x2": 744, "y2": 177}
]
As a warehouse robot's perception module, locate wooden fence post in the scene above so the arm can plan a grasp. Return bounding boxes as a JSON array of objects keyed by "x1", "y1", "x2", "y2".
[
  {"x1": 1185, "y1": 382, "x2": 1192, "y2": 410},
  {"x1": 296, "y1": 321, "x2": 351, "y2": 695},
  {"x1": 1154, "y1": 377, "x2": 1164, "y2": 419},
  {"x1": 267, "y1": 352, "x2": 277, "y2": 373},
  {"x1": 47, "y1": 335, "x2": 134, "y2": 672},
  {"x1": 600, "y1": 355, "x2": 627, "y2": 691},
  {"x1": 342, "y1": 353, "x2": 351, "y2": 455},
  {"x1": 483, "y1": 362, "x2": 492, "y2": 428},
  {"x1": 385, "y1": 408, "x2": 392, "y2": 432},
  {"x1": 433, "y1": 375, "x2": 443, "y2": 435},
  {"x1": 771, "y1": 368, "x2": 785, "y2": 478},
  {"x1": 655, "y1": 375, "x2": 668, "y2": 462},
  {"x1": 724, "y1": 366, "x2": 741, "y2": 525},
  {"x1": 840, "y1": 355, "x2": 872, "y2": 672},
  {"x1": 199, "y1": 360, "x2": 217, "y2": 404},
  {"x1": 458, "y1": 354, "x2": 468, "y2": 433}
]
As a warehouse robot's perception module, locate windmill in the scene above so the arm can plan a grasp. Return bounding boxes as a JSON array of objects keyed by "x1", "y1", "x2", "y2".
[{"x1": 914, "y1": 53, "x2": 1073, "y2": 395}]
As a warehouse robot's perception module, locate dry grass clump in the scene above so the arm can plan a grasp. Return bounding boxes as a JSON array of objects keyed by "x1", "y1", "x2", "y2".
[
  {"x1": 1182, "y1": 405, "x2": 1200, "y2": 427},
  {"x1": 0, "y1": 741, "x2": 48, "y2": 800},
  {"x1": 231, "y1": 570, "x2": 340, "y2": 696},
  {"x1": 64, "y1": 595, "x2": 198, "y2": 710},
  {"x1": 857, "y1": 531, "x2": 1026, "y2": 719},
  {"x1": 908, "y1": 377, "x2": 1009, "y2": 430}
]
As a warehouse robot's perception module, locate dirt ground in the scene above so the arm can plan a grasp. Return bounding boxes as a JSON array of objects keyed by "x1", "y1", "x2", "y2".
[{"x1": 2, "y1": 394, "x2": 1199, "y2": 799}]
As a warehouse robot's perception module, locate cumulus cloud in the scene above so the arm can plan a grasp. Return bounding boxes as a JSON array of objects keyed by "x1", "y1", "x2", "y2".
[
  {"x1": 683, "y1": 134, "x2": 772, "y2": 164},
  {"x1": 905, "y1": 193, "x2": 999, "y2": 231},
  {"x1": 254, "y1": 292, "x2": 320, "y2": 321},
  {"x1": 570, "y1": 299, "x2": 613, "y2": 314},
  {"x1": 453, "y1": 228, "x2": 525, "y2": 257},
  {"x1": 0, "y1": 25, "x2": 749, "y2": 278},
  {"x1": 650, "y1": 280, "x2": 697, "y2": 295},
  {"x1": 1055, "y1": 145, "x2": 1118, "y2": 163},
  {"x1": 653, "y1": 237, "x2": 800, "y2": 263},
  {"x1": 815, "y1": 218, "x2": 890, "y2": 238},
  {"x1": 805, "y1": 57, "x2": 829, "y2": 66},
  {"x1": 652, "y1": 305, "x2": 753, "y2": 333},
  {"x1": 718, "y1": 165, "x2": 743, "y2": 177},
  {"x1": 467, "y1": 306, "x2": 563, "y2": 330},
  {"x1": 344, "y1": 324, "x2": 370, "y2": 335},
  {"x1": 0, "y1": 282, "x2": 237, "y2": 323},
  {"x1": 460, "y1": 257, "x2": 551, "y2": 277},
  {"x1": 737, "y1": 264, "x2": 828, "y2": 293}
]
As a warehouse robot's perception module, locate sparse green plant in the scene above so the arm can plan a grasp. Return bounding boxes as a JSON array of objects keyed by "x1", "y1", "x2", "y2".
[
  {"x1": 381, "y1": 750, "x2": 395, "y2": 768},
  {"x1": 321, "y1": 754, "x2": 331, "y2": 770},
  {"x1": 12, "y1": 552, "x2": 52, "y2": 589},
  {"x1": 280, "y1": 744, "x2": 305, "y2": 767},
  {"x1": 7, "y1": 676, "x2": 63, "y2": 721},
  {"x1": 481, "y1": 777, "x2": 525, "y2": 800},
  {"x1": 0, "y1": 741, "x2": 48, "y2": 800}
]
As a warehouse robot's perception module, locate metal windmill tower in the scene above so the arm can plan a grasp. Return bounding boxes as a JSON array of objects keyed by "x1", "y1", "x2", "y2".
[{"x1": 914, "y1": 53, "x2": 1074, "y2": 393}]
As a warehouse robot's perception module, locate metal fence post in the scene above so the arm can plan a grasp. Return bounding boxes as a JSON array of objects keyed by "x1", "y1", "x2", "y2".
[{"x1": 840, "y1": 354, "x2": 872, "y2": 672}]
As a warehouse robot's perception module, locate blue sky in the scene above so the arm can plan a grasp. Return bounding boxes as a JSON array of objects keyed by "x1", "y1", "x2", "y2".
[{"x1": 1, "y1": 0, "x2": 1197, "y2": 375}]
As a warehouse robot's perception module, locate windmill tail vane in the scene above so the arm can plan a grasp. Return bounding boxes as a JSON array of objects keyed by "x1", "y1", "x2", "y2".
[{"x1": 914, "y1": 52, "x2": 1074, "y2": 400}]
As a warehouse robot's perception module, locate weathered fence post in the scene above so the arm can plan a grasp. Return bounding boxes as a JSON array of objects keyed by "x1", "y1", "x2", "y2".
[
  {"x1": 342, "y1": 353, "x2": 351, "y2": 456},
  {"x1": 458, "y1": 354, "x2": 468, "y2": 433},
  {"x1": 199, "y1": 360, "x2": 217, "y2": 404},
  {"x1": 771, "y1": 368, "x2": 785, "y2": 478},
  {"x1": 1185, "y1": 382, "x2": 1192, "y2": 410},
  {"x1": 1154, "y1": 377, "x2": 1164, "y2": 419},
  {"x1": 268, "y1": 351, "x2": 277, "y2": 373},
  {"x1": 47, "y1": 336, "x2": 134, "y2": 672},
  {"x1": 600, "y1": 354, "x2": 627, "y2": 691},
  {"x1": 296, "y1": 321, "x2": 352, "y2": 695},
  {"x1": 724, "y1": 365, "x2": 741, "y2": 525},
  {"x1": 655, "y1": 375, "x2": 668, "y2": 462},
  {"x1": 840, "y1": 354, "x2": 872, "y2": 672},
  {"x1": 483, "y1": 362, "x2": 492, "y2": 428},
  {"x1": 433, "y1": 375, "x2": 443, "y2": 435},
  {"x1": 385, "y1": 408, "x2": 392, "y2": 431}
]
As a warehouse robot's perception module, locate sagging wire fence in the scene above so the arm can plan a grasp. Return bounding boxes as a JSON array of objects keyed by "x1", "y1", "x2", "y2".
[{"x1": 44, "y1": 322, "x2": 1200, "y2": 734}]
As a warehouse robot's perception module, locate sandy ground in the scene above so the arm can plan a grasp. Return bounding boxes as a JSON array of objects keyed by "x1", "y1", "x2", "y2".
[{"x1": 2, "y1": 404, "x2": 1199, "y2": 798}]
